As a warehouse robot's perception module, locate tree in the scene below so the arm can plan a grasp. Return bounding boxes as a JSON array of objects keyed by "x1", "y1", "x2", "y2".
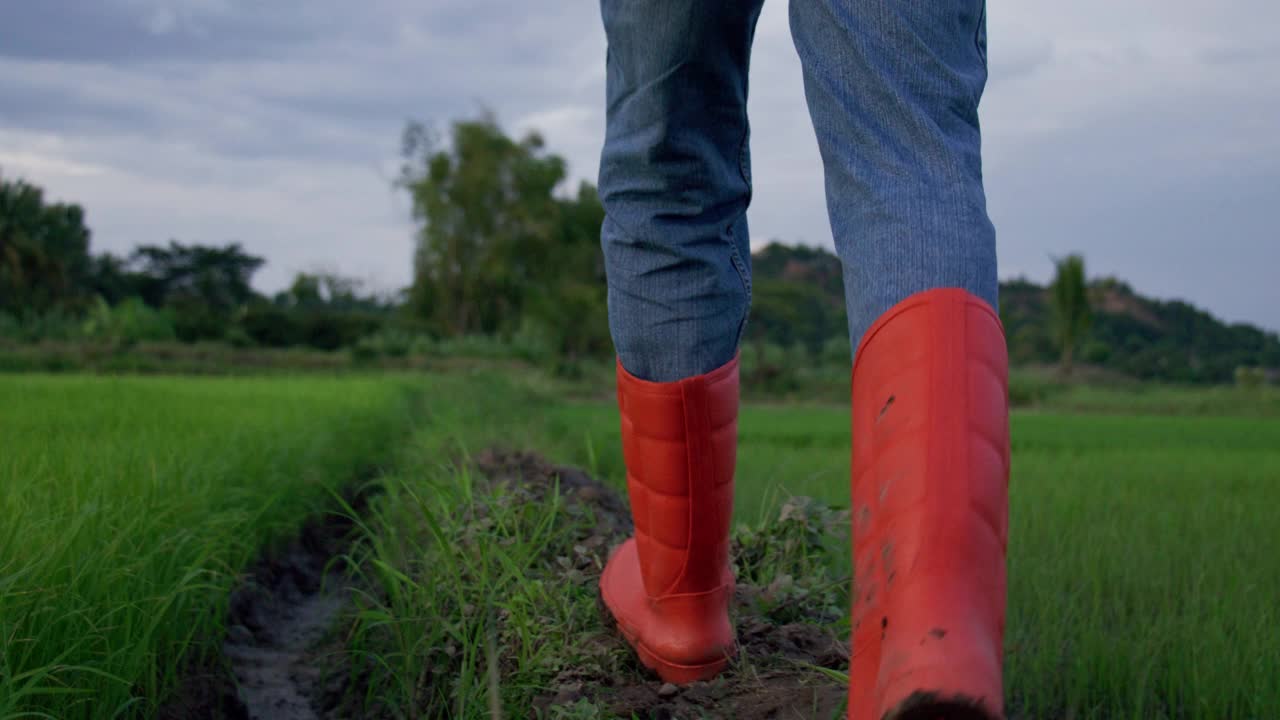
[
  {"x1": 522, "y1": 181, "x2": 611, "y2": 366},
  {"x1": 277, "y1": 272, "x2": 382, "y2": 312},
  {"x1": 749, "y1": 241, "x2": 849, "y2": 355},
  {"x1": 0, "y1": 174, "x2": 93, "y2": 314},
  {"x1": 1049, "y1": 254, "x2": 1092, "y2": 375},
  {"x1": 400, "y1": 114, "x2": 566, "y2": 336},
  {"x1": 245, "y1": 271, "x2": 388, "y2": 350},
  {"x1": 129, "y1": 241, "x2": 264, "y2": 341},
  {"x1": 87, "y1": 252, "x2": 141, "y2": 305}
]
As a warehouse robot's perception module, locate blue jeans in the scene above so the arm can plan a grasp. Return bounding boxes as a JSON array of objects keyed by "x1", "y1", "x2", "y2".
[{"x1": 600, "y1": 0, "x2": 996, "y2": 382}]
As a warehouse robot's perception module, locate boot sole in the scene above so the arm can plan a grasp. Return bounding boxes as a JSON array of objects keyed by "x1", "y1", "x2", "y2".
[
  {"x1": 599, "y1": 587, "x2": 733, "y2": 685},
  {"x1": 876, "y1": 652, "x2": 1003, "y2": 720},
  {"x1": 881, "y1": 690, "x2": 1000, "y2": 720}
]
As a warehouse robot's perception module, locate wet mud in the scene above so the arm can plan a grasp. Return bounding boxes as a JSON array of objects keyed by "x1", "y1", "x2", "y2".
[{"x1": 161, "y1": 487, "x2": 374, "y2": 720}]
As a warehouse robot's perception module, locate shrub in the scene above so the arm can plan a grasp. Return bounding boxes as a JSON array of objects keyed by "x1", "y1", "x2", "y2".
[
  {"x1": 1007, "y1": 370, "x2": 1067, "y2": 408},
  {"x1": 239, "y1": 304, "x2": 302, "y2": 347},
  {"x1": 1235, "y1": 366, "x2": 1267, "y2": 388},
  {"x1": 298, "y1": 311, "x2": 383, "y2": 351},
  {"x1": 82, "y1": 297, "x2": 176, "y2": 346},
  {"x1": 168, "y1": 300, "x2": 232, "y2": 343},
  {"x1": 821, "y1": 335, "x2": 851, "y2": 367},
  {"x1": 349, "y1": 336, "x2": 381, "y2": 363},
  {"x1": 1081, "y1": 340, "x2": 1111, "y2": 364},
  {"x1": 742, "y1": 342, "x2": 804, "y2": 394},
  {"x1": 349, "y1": 329, "x2": 418, "y2": 361},
  {"x1": 0, "y1": 310, "x2": 85, "y2": 343},
  {"x1": 0, "y1": 312, "x2": 20, "y2": 342}
]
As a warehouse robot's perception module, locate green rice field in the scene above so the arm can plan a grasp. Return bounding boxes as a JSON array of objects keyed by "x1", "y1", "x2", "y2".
[
  {"x1": 0, "y1": 374, "x2": 414, "y2": 718},
  {"x1": 2, "y1": 369, "x2": 1277, "y2": 718}
]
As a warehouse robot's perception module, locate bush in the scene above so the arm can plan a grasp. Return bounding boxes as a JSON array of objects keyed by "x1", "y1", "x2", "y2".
[
  {"x1": 224, "y1": 326, "x2": 254, "y2": 348},
  {"x1": 433, "y1": 334, "x2": 536, "y2": 361},
  {"x1": 298, "y1": 311, "x2": 383, "y2": 351},
  {"x1": 349, "y1": 329, "x2": 418, "y2": 362},
  {"x1": 239, "y1": 304, "x2": 302, "y2": 347},
  {"x1": 82, "y1": 297, "x2": 176, "y2": 346},
  {"x1": 0, "y1": 313, "x2": 20, "y2": 342},
  {"x1": 378, "y1": 330, "x2": 413, "y2": 358},
  {"x1": 349, "y1": 336, "x2": 381, "y2": 364},
  {"x1": 511, "y1": 316, "x2": 574, "y2": 372},
  {"x1": 173, "y1": 310, "x2": 231, "y2": 343},
  {"x1": 0, "y1": 310, "x2": 85, "y2": 343},
  {"x1": 1081, "y1": 340, "x2": 1111, "y2": 364},
  {"x1": 408, "y1": 334, "x2": 437, "y2": 357},
  {"x1": 742, "y1": 342, "x2": 806, "y2": 394},
  {"x1": 1235, "y1": 366, "x2": 1267, "y2": 388},
  {"x1": 1008, "y1": 370, "x2": 1067, "y2": 408},
  {"x1": 820, "y1": 335, "x2": 851, "y2": 367}
]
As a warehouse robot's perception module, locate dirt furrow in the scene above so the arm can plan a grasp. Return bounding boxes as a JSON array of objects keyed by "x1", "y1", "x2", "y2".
[
  {"x1": 224, "y1": 579, "x2": 346, "y2": 720},
  {"x1": 161, "y1": 487, "x2": 372, "y2": 720}
]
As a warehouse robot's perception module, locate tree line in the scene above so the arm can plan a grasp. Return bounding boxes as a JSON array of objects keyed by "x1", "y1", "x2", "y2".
[
  {"x1": 0, "y1": 114, "x2": 609, "y2": 358},
  {"x1": 4, "y1": 115, "x2": 1278, "y2": 383},
  {"x1": 0, "y1": 178, "x2": 390, "y2": 350}
]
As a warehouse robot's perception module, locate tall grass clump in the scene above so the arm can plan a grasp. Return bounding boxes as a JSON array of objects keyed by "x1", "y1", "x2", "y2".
[
  {"x1": 340, "y1": 457, "x2": 620, "y2": 718},
  {"x1": 0, "y1": 374, "x2": 415, "y2": 719}
]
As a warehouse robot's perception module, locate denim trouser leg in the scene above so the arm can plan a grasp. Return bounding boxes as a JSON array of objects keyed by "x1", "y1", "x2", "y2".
[
  {"x1": 790, "y1": 0, "x2": 997, "y2": 353},
  {"x1": 599, "y1": 0, "x2": 765, "y2": 382},
  {"x1": 599, "y1": 1, "x2": 997, "y2": 375}
]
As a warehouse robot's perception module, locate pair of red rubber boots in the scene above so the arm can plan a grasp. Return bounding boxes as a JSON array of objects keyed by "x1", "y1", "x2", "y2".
[{"x1": 599, "y1": 288, "x2": 1009, "y2": 719}]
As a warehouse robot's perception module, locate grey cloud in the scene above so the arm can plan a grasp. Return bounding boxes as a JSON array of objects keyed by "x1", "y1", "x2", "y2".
[
  {"x1": 0, "y1": 1, "x2": 317, "y2": 62},
  {"x1": 988, "y1": 39, "x2": 1053, "y2": 83},
  {"x1": 1, "y1": 0, "x2": 603, "y2": 166},
  {"x1": 985, "y1": 94, "x2": 1280, "y2": 331},
  {"x1": 0, "y1": 0, "x2": 1277, "y2": 333},
  {"x1": 1200, "y1": 45, "x2": 1280, "y2": 65}
]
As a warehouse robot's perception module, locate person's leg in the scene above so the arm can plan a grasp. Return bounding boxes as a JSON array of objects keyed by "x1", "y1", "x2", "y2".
[
  {"x1": 791, "y1": 0, "x2": 995, "y2": 349},
  {"x1": 599, "y1": 0, "x2": 762, "y2": 383},
  {"x1": 597, "y1": 0, "x2": 764, "y2": 684},
  {"x1": 788, "y1": 2, "x2": 1007, "y2": 719}
]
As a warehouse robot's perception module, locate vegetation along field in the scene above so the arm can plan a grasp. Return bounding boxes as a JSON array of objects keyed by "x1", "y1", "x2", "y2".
[
  {"x1": 0, "y1": 353, "x2": 1269, "y2": 717},
  {"x1": 356, "y1": 370, "x2": 1277, "y2": 719},
  {"x1": 6, "y1": 367, "x2": 1271, "y2": 718},
  {"x1": 0, "y1": 374, "x2": 415, "y2": 719}
]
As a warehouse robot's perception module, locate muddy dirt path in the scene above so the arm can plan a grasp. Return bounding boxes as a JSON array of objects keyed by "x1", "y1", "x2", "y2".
[
  {"x1": 161, "y1": 489, "x2": 371, "y2": 720},
  {"x1": 223, "y1": 575, "x2": 345, "y2": 719}
]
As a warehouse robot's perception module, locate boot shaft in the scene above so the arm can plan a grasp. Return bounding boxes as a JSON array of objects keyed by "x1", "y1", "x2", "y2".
[
  {"x1": 616, "y1": 356, "x2": 738, "y2": 598},
  {"x1": 852, "y1": 289, "x2": 1010, "y2": 561},
  {"x1": 849, "y1": 288, "x2": 1009, "y2": 720}
]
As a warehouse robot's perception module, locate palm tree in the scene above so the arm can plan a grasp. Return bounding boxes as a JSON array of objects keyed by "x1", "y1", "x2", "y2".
[{"x1": 1049, "y1": 254, "x2": 1092, "y2": 375}]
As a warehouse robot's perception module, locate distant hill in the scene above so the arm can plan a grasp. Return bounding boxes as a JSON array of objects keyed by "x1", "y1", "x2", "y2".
[{"x1": 750, "y1": 242, "x2": 1280, "y2": 384}]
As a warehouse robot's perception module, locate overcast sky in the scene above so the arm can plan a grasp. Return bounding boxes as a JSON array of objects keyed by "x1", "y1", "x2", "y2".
[{"x1": 1, "y1": 1, "x2": 1277, "y2": 331}]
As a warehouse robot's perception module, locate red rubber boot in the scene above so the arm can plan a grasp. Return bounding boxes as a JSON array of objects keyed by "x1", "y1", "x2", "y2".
[
  {"x1": 599, "y1": 355, "x2": 739, "y2": 684},
  {"x1": 848, "y1": 289, "x2": 1009, "y2": 720}
]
